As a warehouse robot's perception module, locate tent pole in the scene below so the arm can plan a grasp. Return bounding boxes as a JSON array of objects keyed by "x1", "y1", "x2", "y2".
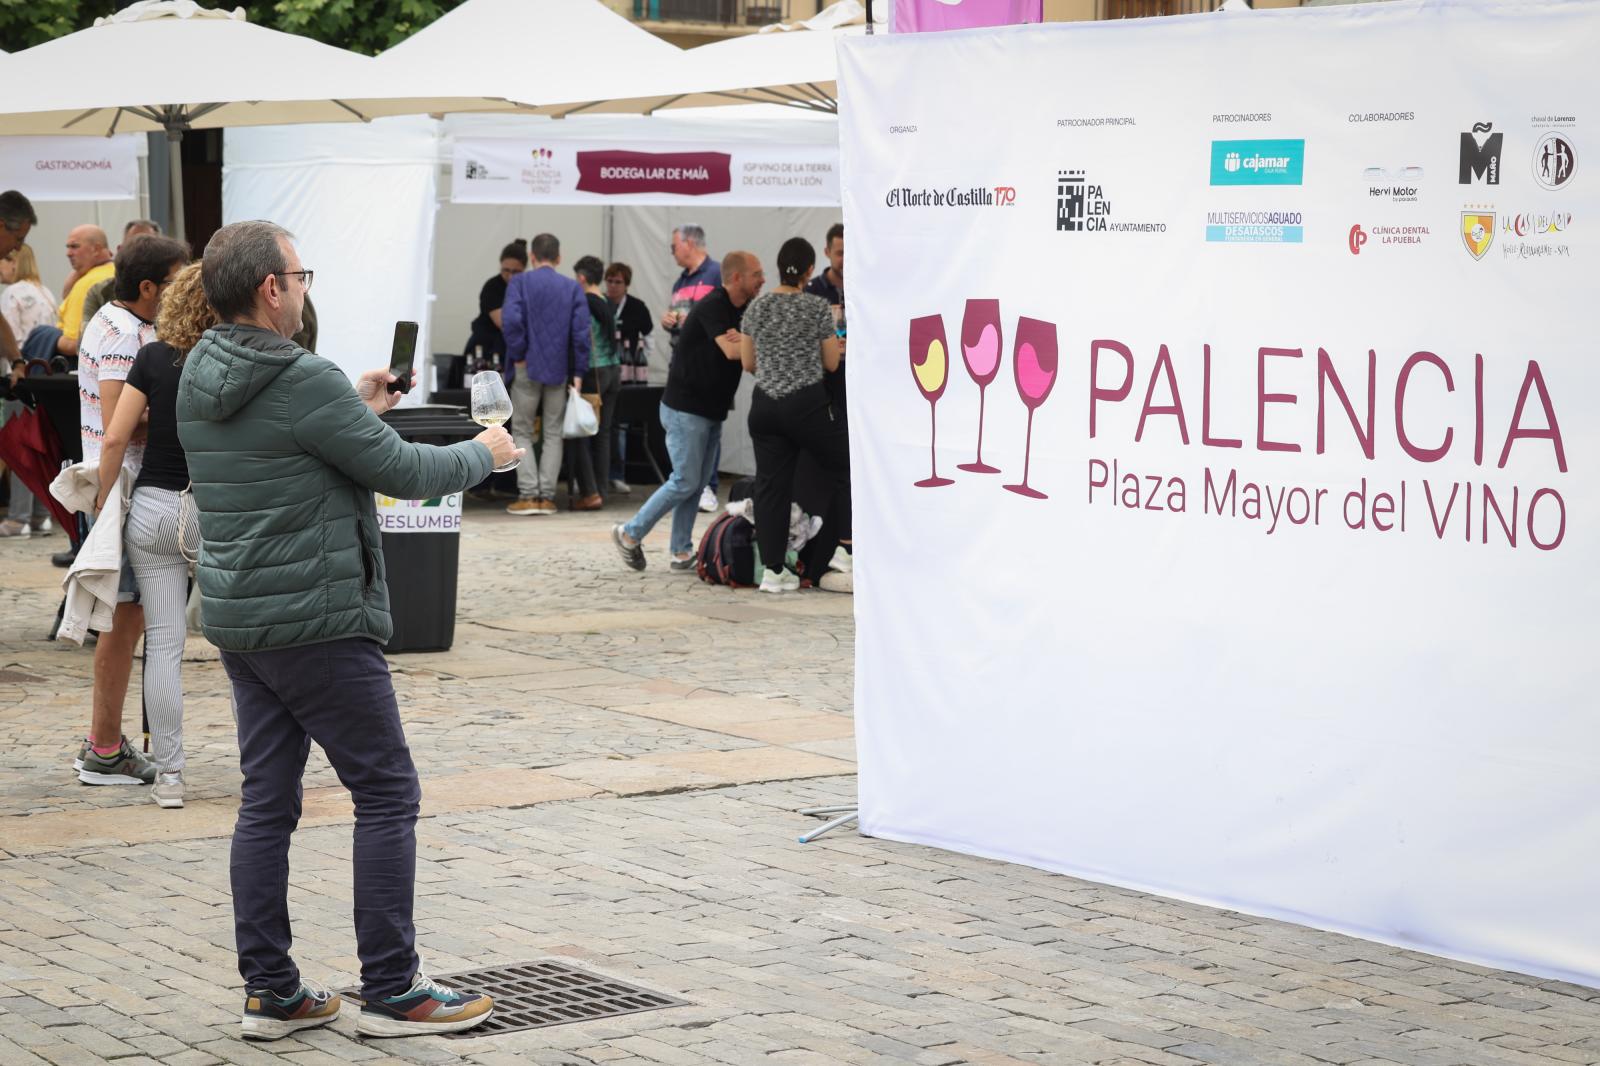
[
  {"x1": 166, "y1": 128, "x2": 187, "y2": 246},
  {"x1": 603, "y1": 205, "x2": 615, "y2": 264}
]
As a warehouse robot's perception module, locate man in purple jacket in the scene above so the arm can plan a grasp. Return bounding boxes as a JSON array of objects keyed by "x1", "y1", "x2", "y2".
[{"x1": 503, "y1": 233, "x2": 590, "y2": 515}]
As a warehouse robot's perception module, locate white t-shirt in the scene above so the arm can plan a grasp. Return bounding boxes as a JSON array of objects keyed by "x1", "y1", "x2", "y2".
[
  {"x1": 78, "y1": 303, "x2": 155, "y2": 470},
  {"x1": 1, "y1": 281, "x2": 59, "y2": 351}
]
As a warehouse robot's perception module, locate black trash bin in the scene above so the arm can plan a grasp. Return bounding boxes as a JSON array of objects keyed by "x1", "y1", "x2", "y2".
[{"x1": 378, "y1": 404, "x2": 480, "y2": 653}]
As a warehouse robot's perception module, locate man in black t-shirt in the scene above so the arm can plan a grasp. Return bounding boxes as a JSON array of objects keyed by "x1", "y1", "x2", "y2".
[{"x1": 612, "y1": 251, "x2": 764, "y2": 572}]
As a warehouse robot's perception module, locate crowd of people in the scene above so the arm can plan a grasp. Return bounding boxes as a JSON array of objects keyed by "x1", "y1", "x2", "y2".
[
  {"x1": 459, "y1": 219, "x2": 852, "y2": 591},
  {"x1": 1, "y1": 186, "x2": 853, "y2": 1039}
]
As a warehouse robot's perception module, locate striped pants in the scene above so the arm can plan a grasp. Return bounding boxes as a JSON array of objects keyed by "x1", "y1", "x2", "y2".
[{"x1": 124, "y1": 486, "x2": 198, "y2": 773}]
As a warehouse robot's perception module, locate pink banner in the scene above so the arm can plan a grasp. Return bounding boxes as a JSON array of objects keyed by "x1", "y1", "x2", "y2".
[
  {"x1": 574, "y1": 150, "x2": 732, "y2": 197},
  {"x1": 893, "y1": 0, "x2": 1041, "y2": 34}
]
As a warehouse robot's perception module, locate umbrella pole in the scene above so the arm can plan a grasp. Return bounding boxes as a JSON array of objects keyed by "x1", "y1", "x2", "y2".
[{"x1": 167, "y1": 129, "x2": 186, "y2": 245}]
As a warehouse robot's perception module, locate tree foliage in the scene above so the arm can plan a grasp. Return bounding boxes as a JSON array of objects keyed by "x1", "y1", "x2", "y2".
[{"x1": 0, "y1": 0, "x2": 463, "y2": 55}]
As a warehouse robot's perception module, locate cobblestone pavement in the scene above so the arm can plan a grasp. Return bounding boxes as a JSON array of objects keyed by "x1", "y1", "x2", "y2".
[{"x1": 2, "y1": 495, "x2": 1598, "y2": 1066}]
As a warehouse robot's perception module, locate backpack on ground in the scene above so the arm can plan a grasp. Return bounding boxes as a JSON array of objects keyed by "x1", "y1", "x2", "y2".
[{"x1": 696, "y1": 512, "x2": 756, "y2": 587}]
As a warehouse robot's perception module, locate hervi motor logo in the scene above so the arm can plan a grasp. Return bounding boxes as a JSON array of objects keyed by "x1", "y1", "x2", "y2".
[{"x1": 1210, "y1": 139, "x2": 1305, "y2": 186}]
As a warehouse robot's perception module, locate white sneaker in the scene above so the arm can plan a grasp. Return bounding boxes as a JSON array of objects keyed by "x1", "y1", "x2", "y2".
[
  {"x1": 818, "y1": 570, "x2": 853, "y2": 594},
  {"x1": 610, "y1": 479, "x2": 632, "y2": 496},
  {"x1": 828, "y1": 546, "x2": 852, "y2": 573},
  {"x1": 758, "y1": 568, "x2": 800, "y2": 594},
  {"x1": 152, "y1": 771, "x2": 184, "y2": 809},
  {"x1": 699, "y1": 487, "x2": 718, "y2": 513},
  {"x1": 34, "y1": 517, "x2": 53, "y2": 536},
  {"x1": 0, "y1": 519, "x2": 31, "y2": 538}
]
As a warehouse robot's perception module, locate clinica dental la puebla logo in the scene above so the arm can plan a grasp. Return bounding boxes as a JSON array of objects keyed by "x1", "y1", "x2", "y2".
[
  {"x1": 1348, "y1": 222, "x2": 1429, "y2": 254},
  {"x1": 1210, "y1": 139, "x2": 1305, "y2": 186}
]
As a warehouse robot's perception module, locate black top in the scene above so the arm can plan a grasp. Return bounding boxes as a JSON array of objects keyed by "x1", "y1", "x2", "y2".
[
  {"x1": 468, "y1": 273, "x2": 508, "y2": 358},
  {"x1": 662, "y1": 287, "x2": 745, "y2": 422},
  {"x1": 613, "y1": 294, "x2": 654, "y2": 364},
  {"x1": 804, "y1": 271, "x2": 842, "y2": 307},
  {"x1": 124, "y1": 340, "x2": 189, "y2": 492}
]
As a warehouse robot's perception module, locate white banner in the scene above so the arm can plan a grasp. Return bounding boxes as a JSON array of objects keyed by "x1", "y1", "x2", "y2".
[
  {"x1": 375, "y1": 491, "x2": 463, "y2": 534},
  {"x1": 452, "y1": 137, "x2": 838, "y2": 206},
  {"x1": 841, "y1": 0, "x2": 1600, "y2": 986},
  {"x1": 0, "y1": 136, "x2": 140, "y2": 202}
]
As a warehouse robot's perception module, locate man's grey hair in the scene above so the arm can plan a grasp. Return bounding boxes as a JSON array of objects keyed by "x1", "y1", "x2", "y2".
[
  {"x1": 124, "y1": 218, "x2": 161, "y2": 237},
  {"x1": 0, "y1": 190, "x2": 37, "y2": 233},
  {"x1": 203, "y1": 220, "x2": 292, "y2": 321},
  {"x1": 674, "y1": 223, "x2": 706, "y2": 249}
]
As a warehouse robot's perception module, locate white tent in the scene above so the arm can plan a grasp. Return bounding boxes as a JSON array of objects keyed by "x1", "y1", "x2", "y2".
[
  {"x1": 374, "y1": 0, "x2": 690, "y2": 113},
  {"x1": 0, "y1": 2, "x2": 520, "y2": 137},
  {"x1": 530, "y1": 1, "x2": 879, "y2": 117},
  {"x1": 0, "y1": 1, "x2": 524, "y2": 237}
]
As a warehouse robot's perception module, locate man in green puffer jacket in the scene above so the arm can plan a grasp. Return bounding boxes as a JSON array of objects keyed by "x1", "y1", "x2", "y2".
[{"x1": 177, "y1": 221, "x2": 519, "y2": 1042}]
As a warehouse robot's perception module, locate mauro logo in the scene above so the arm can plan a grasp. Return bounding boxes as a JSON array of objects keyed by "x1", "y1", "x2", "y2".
[
  {"x1": 1348, "y1": 225, "x2": 1368, "y2": 255},
  {"x1": 1459, "y1": 122, "x2": 1503, "y2": 185},
  {"x1": 1210, "y1": 139, "x2": 1305, "y2": 186}
]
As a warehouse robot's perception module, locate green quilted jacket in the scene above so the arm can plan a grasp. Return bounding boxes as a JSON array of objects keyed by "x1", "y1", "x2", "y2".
[{"x1": 176, "y1": 324, "x2": 491, "y2": 652}]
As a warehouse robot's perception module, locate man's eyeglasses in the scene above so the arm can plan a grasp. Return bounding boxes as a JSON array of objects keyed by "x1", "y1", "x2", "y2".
[{"x1": 274, "y1": 270, "x2": 314, "y2": 292}]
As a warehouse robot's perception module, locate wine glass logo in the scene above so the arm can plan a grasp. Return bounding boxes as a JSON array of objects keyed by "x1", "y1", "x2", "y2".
[
  {"x1": 908, "y1": 314, "x2": 954, "y2": 488},
  {"x1": 1003, "y1": 317, "x2": 1058, "y2": 500},
  {"x1": 956, "y1": 299, "x2": 1002, "y2": 475}
]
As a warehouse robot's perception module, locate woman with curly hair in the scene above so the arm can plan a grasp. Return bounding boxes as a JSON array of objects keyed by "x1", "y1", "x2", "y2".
[{"x1": 94, "y1": 262, "x2": 217, "y2": 809}]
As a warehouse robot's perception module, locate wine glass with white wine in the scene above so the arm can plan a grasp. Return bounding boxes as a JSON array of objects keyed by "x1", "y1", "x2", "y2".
[{"x1": 470, "y1": 371, "x2": 520, "y2": 473}]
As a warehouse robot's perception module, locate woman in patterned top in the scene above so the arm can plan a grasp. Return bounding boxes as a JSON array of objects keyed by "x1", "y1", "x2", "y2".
[{"x1": 739, "y1": 237, "x2": 848, "y2": 593}]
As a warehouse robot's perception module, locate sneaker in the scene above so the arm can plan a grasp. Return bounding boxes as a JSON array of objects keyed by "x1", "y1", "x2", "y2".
[
  {"x1": 78, "y1": 736, "x2": 157, "y2": 785},
  {"x1": 0, "y1": 519, "x2": 30, "y2": 538},
  {"x1": 818, "y1": 570, "x2": 854, "y2": 594},
  {"x1": 571, "y1": 493, "x2": 604, "y2": 511},
  {"x1": 357, "y1": 967, "x2": 493, "y2": 1038},
  {"x1": 34, "y1": 518, "x2": 53, "y2": 536},
  {"x1": 152, "y1": 771, "x2": 185, "y2": 809},
  {"x1": 758, "y1": 568, "x2": 800, "y2": 594},
  {"x1": 828, "y1": 546, "x2": 852, "y2": 573},
  {"x1": 610, "y1": 479, "x2": 632, "y2": 496},
  {"x1": 241, "y1": 979, "x2": 341, "y2": 1041},
  {"x1": 506, "y1": 497, "x2": 541, "y2": 516},
  {"x1": 698, "y1": 487, "x2": 718, "y2": 513},
  {"x1": 669, "y1": 554, "x2": 697, "y2": 572},
  {"x1": 72, "y1": 737, "x2": 90, "y2": 771},
  {"x1": 612, "y1": 524, "x2": 646, "y2": 571}
]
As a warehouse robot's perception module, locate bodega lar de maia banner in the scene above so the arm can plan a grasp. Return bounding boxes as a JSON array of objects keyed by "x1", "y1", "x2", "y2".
[{"x1": 452, "y1": 138, "x2": 839, "y2": 207}]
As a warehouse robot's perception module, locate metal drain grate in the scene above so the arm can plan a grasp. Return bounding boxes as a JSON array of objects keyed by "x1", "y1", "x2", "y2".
[{"x1": 343, "y1": 960, "x2": 687, "y2": 1038}]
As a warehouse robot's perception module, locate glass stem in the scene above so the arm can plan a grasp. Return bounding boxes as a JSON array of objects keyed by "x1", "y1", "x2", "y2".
[
  {"x1": 929, "y1": 401, "x2": 939, "y2": 479},
  {"x1": 1021, "y1": 407, "x2": 1034, "y2": 487},
  {"x1": 975, "y1": 386, "x2": 986, "y2": 464}
]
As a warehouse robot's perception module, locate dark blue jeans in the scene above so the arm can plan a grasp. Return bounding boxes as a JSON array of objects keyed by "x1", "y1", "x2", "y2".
[{"x1": 222, "y1": 637, "x2": 420, "y2": 1001}]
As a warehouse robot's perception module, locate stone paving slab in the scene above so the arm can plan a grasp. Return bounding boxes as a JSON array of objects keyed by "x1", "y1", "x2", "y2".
[{"x1": 3, "y1": 497, "x2": 1600, "y2": 1065}]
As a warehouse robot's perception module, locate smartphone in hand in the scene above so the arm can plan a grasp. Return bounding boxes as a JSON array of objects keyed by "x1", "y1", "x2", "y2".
[{"x1": 387, "y1": 320, "x2": 419, "y2": 394}]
